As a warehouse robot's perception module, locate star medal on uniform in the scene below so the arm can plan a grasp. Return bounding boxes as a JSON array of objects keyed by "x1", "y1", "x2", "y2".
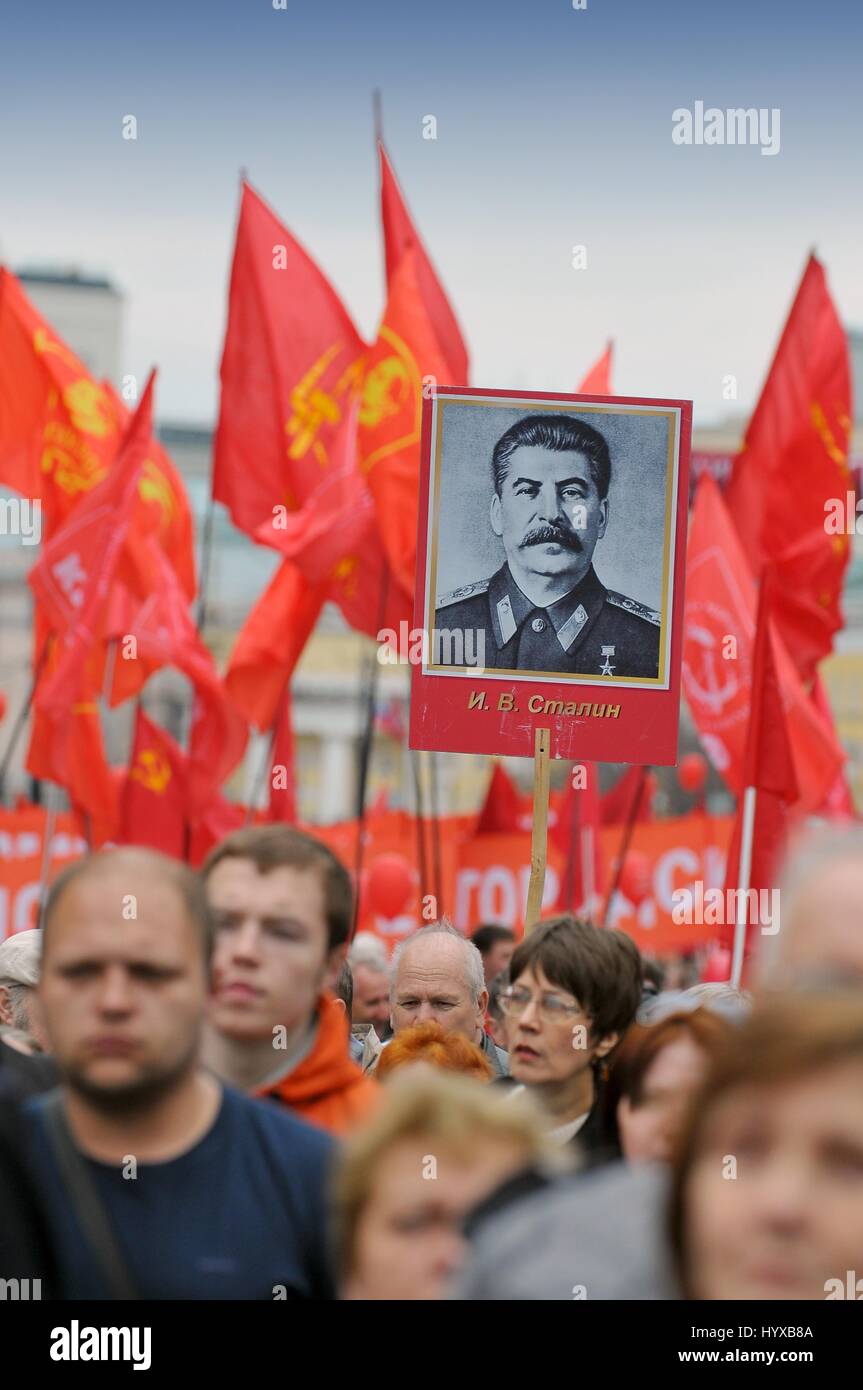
[{"x1": 599, "y1": 644, "x2": 616, "y2": 676}]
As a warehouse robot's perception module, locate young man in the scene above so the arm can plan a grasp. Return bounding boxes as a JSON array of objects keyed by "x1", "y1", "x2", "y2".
[
  {"x1": 26, "y1": 848, "x2": 334, "y2": 1299},
  {"x1": 471, "y1": 924, "x2": 516, "y2": 987},
  {"x1": 202, "y1": 826, "x2": 378, "y2": 1135}
]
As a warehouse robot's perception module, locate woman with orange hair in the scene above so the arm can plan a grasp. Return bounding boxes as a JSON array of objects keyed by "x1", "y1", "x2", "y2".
[{"x1": 375, "y1": 1021, "x2": 494, "y2": 1082}]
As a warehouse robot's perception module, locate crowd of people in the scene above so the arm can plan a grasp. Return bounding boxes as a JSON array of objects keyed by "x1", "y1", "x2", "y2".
[{"x1": 1, "y1": 819, "x2": 862, "y2": 1302}]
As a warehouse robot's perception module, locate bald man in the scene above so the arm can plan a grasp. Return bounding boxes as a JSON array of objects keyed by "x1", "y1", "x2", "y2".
[
  {"x1": 389, "y1": 922, "x2": 509, "y2": 1077},
  {"x1": 757, "y1": 827, "x2": 863, "y2": 989},
  {"x1": 24, "y1": 848, "x2": 334, "y2": 1299}
]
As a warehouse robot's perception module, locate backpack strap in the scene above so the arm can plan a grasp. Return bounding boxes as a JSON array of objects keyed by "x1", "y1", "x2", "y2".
[{"x1": 40, "y1": 1089, "x2": 139, "y2": 1300}]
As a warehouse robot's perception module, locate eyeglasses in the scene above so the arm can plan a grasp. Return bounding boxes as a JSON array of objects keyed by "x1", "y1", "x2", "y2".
[{"x1": 499, "y1": 986, "x2": 585, "y2": 1025}]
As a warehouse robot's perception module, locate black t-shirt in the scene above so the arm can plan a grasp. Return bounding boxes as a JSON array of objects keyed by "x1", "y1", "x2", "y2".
[
  {"x1": 0, "y1": 1039, "x2": 57, "y2": 1099},
  {"x1": 0, "y1": 1099, "x2": 60, "y2": 1297},
  {"x1": 25, "y1": 1085, "x2": 336, "y2": 1299}
]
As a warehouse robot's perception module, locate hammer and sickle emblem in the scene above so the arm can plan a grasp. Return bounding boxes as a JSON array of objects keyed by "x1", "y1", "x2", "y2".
[
  {"x1": 62, "y1": 380, "x2": 116, "y2": 439},
  {"x1": 130, "y1": 748, "x2": 172, "y2": 794},
  {"x1": 359, "y1": 355, "x2": 411, "y2": 428},
  {"x1": 682, "y1": 623, "x2": 739, "y2": 716},
  {"x1": 285, "y1": 344, "x2": 343, "y2": 464}
]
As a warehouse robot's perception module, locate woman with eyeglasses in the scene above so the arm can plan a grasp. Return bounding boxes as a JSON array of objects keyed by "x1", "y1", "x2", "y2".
[{"x1": 499, "y1": 916, "x2": 642, "y2": 1164}]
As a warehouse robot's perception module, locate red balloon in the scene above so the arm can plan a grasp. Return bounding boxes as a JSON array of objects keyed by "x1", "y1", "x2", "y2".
[
  {"x1": 701, "y1": 947, "x2": 731, "y2": 983},
  {"x1": 367, "y1": 853, "x2": 414, "y2": 919},
  {"x1": 0, "y1": 691, "x2": 6, "y2": 724},
  {"x1": 678, "y1": 752, "x2": 708, "y2": 794},
  {"x1": 619, "y1": 850, "x2": 652, "y2": 906}
]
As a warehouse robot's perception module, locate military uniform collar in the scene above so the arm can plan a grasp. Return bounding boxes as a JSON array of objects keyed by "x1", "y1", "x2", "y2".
[{"x1": 488, "y1": 563, "x2": 606, "y2": 652}]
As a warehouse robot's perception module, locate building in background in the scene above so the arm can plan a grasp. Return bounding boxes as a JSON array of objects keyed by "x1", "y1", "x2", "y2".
[{"x1": 16, "y1": 268, "x2": 123, "y2": 382}]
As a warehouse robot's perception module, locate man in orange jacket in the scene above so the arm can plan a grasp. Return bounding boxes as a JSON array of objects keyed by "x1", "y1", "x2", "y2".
[{"x1": 201, "y1": 826, "x2": 378, "y2": 1136}]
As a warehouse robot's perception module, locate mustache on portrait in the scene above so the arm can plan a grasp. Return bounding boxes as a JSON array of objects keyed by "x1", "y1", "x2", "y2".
[{"x1": 519, "y1": 524, "x2": 582, "y2": 552}]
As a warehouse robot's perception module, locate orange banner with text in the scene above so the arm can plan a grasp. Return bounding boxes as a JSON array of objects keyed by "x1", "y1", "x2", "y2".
[
  {"x1": 0, "y1": 807, "x2": 87, "y2": 939},
  {"x1": 0, "y1": 804, "x2": 732, "y2": 956}
]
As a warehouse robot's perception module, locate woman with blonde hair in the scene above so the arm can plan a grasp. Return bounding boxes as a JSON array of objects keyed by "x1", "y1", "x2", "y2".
[{"x1": 334, "y1": 1068, "x2": 565, "y2": 1300}]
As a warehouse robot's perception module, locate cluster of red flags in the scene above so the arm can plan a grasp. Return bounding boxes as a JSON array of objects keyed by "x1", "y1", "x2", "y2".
[
  {"x1": 682, "y1": 253, "x2": 855, "y2": 971},
  {"x1": 0, "y1": 142, "x2": 473, "y2": 847},
  {"x1": 0, "y1": 269, "x2": 246, "y2": 844},
  {"x1": 215, "y1": 146, "x2": 467, "y2": 740},
  {"x1": 0, "y1": 157, "x2": 855, "y2": 936}
]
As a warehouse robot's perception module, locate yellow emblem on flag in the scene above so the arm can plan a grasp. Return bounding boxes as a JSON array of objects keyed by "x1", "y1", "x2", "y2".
[
  {"x1": 358, "y1": 325, "x2": 421, "y2": 476},
  {"x1": 360, "y1": 354, "x2": 411, "y2": 428},
  {"x1": 62, "y1": 380, "x2": 116, "y2": 439},
  {"x1": 138, "y1": 459, "x2": 178, "y2": 528},
  {"x1": 33, "y1": 329, "x2": 80, "y2": 371},
  {"x1": 330, "y1": 553, "x2": 359, "y2": 596},
  {"x1": 810, "y1": 400, "x2": 848, "y2": 470},
  {"x1": 284, "y1": 344, "x2": 364, "y2": 469},
  {"x1": 130, "y1": 748, "x2": 172, "y2": 794}
]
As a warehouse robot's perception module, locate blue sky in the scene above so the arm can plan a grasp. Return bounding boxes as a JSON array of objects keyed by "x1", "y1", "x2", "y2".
[{"x1": 2, "y1": 0, "x2": 860, "y2": 427}]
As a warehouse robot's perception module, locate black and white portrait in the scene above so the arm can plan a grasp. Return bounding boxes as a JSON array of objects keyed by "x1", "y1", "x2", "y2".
[{"x1": 426, "y1": 396, "x2": 681, "y2": 685}]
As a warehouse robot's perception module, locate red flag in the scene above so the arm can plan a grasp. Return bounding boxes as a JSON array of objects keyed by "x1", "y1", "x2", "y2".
[
  {"x1": 725, "y1": 255, "x2": 853, "y2": 683},
  {"x1": 577, "y1": 342, "x2": 613, "y2": 395},
  {"x1": 682, "y1": 474, "x2": 844, "y2": 813},
  {"x1": 268, "y1": 691, "x2": 297, "y2": 824},
  {"x1": 30, "y1": 374, "x2": 156, "y2": 715},
  {"x1": 358, "y1": 247, "x2": 451, "y2": 599},
  {"x1": 379, "y1": 143, "x2": 469, "y2": 384},
  {"x1": 740, "y1": 576, "x2": 798, "y2": 800},
  {"x1": 225, "y1": 560, "x2": 326, "y2": 731},
  {"x1": 25, "y1": 631, "x2": 118, "y2": 841},
  {"x1": 255, "y1": 398, "x2": 374, "y2": 582},
  {"x1": 600, "y1": 765, "x2": 655, "y2": 826},
  {"x1": 551, "y1": 761, "x2": 605, "y2": 916},
  {"x1": 213, "y1": 182, "x2": 367, "y2": 538},
  {"x1": 187, "y1": 794, "x2": 248, "y2": 869},
  {"x1": 215, "y1": 182, "x2": 410, "y2": 697},
  {"x1": 120, "y1": 707, "x2": 188, "y2": 856},
  {"x1": 124, "y1": 546, "x2": 248, "y2": 815},
  {"x1": 721, "y1": 579, "x2": 799, "y2": 960},
  {"x1": 102, "y1": 381, "x2": 196, "y2": 602},
  {"x1": 476, "y1": 763, "x2": 522, "y2": 835},
  {"x1": 0, "y1": 271, "x2": 196, "y2": 597},
  {"x1": 0, "y1": 268, "x2": 121, "y2": 526}
]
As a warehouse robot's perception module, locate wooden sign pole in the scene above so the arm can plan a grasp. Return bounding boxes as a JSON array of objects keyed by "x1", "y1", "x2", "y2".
[{"x1": 524, "y1": 727, "x2": 551, "y2": 934}]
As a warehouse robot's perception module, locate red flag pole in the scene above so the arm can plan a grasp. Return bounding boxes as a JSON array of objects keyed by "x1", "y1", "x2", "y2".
[
  {"x1": 0, "y1": 638, "x2": 52, "y2": 803},
  {"x1": 36, "y1": 782, "x2": 60, "y2": 928},
  {"x1": 428, "y1": 749, "x2": 444, "y2": 916},
  {"x1": 601, "y1": 765, "x2": 650, "y2": 927},
  {"x1": 581, "y1": 817, "x2": 596, "y2": 922},
  {"x1": 730, "y1": 784, "x2": 757, "y2": 987}
]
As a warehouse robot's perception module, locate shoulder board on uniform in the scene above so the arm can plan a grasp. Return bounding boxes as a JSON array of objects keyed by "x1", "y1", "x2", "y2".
[
  {"x1": 435, "y1": 578, "x2": 490, "y2": 609},
  {"x1": 605, "y1": 591, "x2": 661, "y2": 626}
]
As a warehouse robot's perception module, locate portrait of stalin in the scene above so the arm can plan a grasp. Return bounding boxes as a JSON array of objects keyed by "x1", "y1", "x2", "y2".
[{"x1": 434, "y1": 413, "x2": 661, "y2": 678}]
